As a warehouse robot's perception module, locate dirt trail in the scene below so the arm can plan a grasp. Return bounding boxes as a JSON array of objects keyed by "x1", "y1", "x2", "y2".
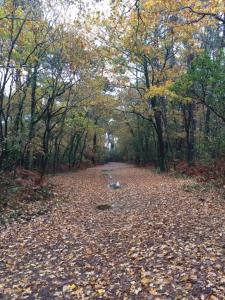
[{"x1": 0, "y1": 163, "x2": 225, "y2": 299}]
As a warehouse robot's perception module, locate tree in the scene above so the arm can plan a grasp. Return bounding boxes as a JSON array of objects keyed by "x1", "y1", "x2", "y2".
[{"x1": 172, "y1": 52, "x2": 225, "y2": 123}]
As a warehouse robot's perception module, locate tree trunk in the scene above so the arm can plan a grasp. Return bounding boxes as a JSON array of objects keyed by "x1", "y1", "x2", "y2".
[
  {"x1": 204, "y1": 107, "x2": 211, "y2": 141},
  {"x1": 143, "y1": 56, "x2": 166, "y2": 171},
  {"x1": 27, "y1": 65, "x2": 38, "y2": 170},
  {"x1": 92, "y1": 131, "x2": 97, "y2": 165},
  {"x1": 77, "y1": 132, "x2": 88, "y2": 169},
  {"x1": 183, "y1": 102, "x2": 196, "y2": 166},
  {"x1": 41, "y1": 116, "x2": 51, "y2": 176}
]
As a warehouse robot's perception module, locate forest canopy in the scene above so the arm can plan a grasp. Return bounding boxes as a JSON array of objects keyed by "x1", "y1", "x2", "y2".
[{"x1": 0, "y1": 0, "x2": 224, "y2": 175}]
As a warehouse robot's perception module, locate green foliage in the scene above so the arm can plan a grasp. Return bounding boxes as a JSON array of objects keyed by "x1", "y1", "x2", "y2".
[
  {"x1": 0, "y1": 0, "x2": 225, "y2": 176},
  {"x1": 172, "y1": 52, "x2": 225, "y2": 121}
]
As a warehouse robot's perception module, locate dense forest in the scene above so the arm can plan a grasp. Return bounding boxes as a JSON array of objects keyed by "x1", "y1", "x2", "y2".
[
  {"x1": 0, "y1": 0, "x2": 224, "y2": 176},
  {"x1": 1, "y1": 1, "x2": 225, "y2": 299}
]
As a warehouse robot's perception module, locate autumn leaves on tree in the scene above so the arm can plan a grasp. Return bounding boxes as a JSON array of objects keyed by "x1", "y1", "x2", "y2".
[
  {"x1": 92, "y1": 0, "x2": 225, "y2": 171},
  {"x1": 0, "y1": 0, "x2": 225, "y2": 174}
]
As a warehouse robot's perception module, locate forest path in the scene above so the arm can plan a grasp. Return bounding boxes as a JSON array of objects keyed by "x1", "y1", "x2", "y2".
[{"x1": 0, "y1": 163, "x2": 225, "y2": 299}]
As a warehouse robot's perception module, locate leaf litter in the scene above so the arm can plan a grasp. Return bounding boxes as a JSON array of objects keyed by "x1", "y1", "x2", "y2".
[{"x1": 0, "y1": 163, "x2": 224, "y2": 299}]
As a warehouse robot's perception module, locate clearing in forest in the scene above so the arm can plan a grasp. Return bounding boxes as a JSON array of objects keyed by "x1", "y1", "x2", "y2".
[{"x1": 0, "y1": 163, "x2": 225, "y2": 299}]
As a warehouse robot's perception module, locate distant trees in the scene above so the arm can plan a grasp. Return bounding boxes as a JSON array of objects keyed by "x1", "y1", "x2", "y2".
[
  {"x1": 0, "y1": 0, "x2": 224, "y2": 175},
  {"x1": 92, "y1": 0, "x2": 225, "y2": 170},
  {"x1": 0, "y1": 0, "x2": 112, "y2": 175}
]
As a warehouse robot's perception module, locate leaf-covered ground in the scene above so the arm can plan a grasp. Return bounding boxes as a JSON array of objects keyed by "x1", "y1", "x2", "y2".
[{"x1": 0, "y1": 163, "x2": 225, "y2": 299}]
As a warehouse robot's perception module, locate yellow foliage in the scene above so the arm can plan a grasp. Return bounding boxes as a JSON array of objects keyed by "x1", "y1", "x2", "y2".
[{"x1": 145, "y1": 81, "x2": 175, "y2": 98}]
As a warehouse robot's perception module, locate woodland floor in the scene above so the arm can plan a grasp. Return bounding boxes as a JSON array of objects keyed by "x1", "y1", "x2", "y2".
[{"x1": 0, "y1": 163, "x2": 225, "y2": 300}]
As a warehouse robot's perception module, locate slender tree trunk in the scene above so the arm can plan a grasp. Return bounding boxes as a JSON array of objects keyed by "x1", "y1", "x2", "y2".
[
  {"x1": 186, "y1": 53, "x2": 196, "y2": 166},
  {"x1": 143, "y1": 56, "x2": 166, "y2": 171},
  {"x1": 72, "y1": 132, "x2": 84, "y2": 168},
  {"x1": 68, "y1": 133, "x2": 77, "y2": 168},
  {"x1": 187, "y1": 103, "x2": 195, "y2": 165},
  {"x1": 204, "y1": 107, "x2": 211, "y2": 141},
  {"x1": 92, "y1": 132, "x2": 97, "y2": 165},
  {"x1": 77, "y1": 132, "x2": 88, "y2": 168},
  {"x1": 41, "y1": 116, "x2": 51, "y2": 176},
  {"x1": 53, "y1": 137, "x2": 60, "y2": 173},
  {"x1": 183, "y1": 102, "x2": 196, "y2": 165},
  {"x1": 27, "y1": 65, "x2": 38, "y2": 169},
  {"x1": 0, "y1": 92, "x2": 4, "y2": 165}
]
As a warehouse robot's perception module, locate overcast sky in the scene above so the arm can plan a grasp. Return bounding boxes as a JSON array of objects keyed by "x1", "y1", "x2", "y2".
[{"x1": 64, "y1": 0, "x2": 111, "y2": 21}]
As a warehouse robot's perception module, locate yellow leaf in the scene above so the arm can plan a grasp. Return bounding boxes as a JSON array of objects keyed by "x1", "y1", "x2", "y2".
[
  {"x1": 23, "y1": 287, "x2": 32, "y2": 294},
  {"x1": 141, "y1": 277, "x2": 151, "y2": 286},
  {"x1": 140, "y1": 268, "x2": 151, "y2": 286},
  {"x1": 149, "y1": 288, "x2": 158, "y2": 295},
  {"x1": 185, "y1": 282, "x2": 192, "y2": 289},
  {"x1": 68, "y1": 284, "x2": 78, "y2": 291},
  {"x1": 97, "y1": 288, "x2": 105, "y2": 296}
]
